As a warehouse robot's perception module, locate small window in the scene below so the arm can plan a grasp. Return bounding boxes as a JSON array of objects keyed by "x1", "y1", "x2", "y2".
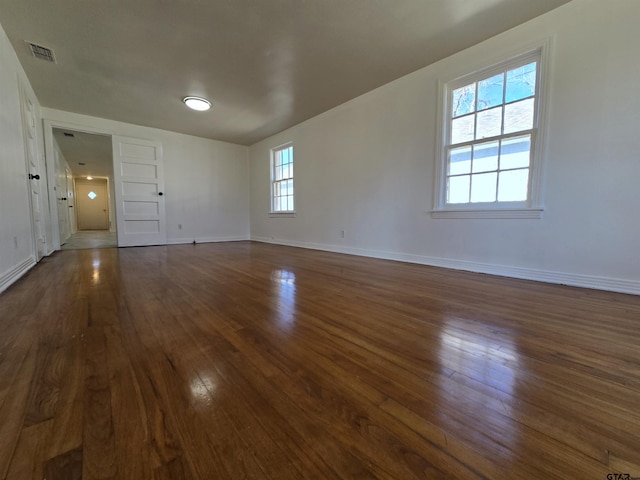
[
  {"x1": 433, "y1": 44, "x2": 549, "y2": 218},
  {"x1": 271, "y1": 143, "x2": 294, "y2": 213}
]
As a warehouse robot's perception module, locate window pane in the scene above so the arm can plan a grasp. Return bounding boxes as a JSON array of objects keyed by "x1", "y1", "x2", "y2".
[
  {"x1": 506, "y1": 62, "x2": 536, "y2": 103},
  {"x1": 477, "y1": 73, "x2": 504, "y2": 111},
  {"x1": 452, "y1": 84, "x2": 475, "y2": 118},
  {"x1": 451, "y1": 115, "x2": 474, "y2": 144},
  {"x1": 449, "y1": 146, "x2": 471, "y2": 175},
  {"x1": 287, "y1": 196, "x2": 294, "y2": 211},
  {"x1": 504, "y1": 98, "x2": 534, "y2": 134},
  {"x1": 273, "y1": 182, "x2": 281, "y2": 197},
  {"x1": 470, "y1": 172, "x2": 497, "y2": 203},
  {"x1": 448, "y1": 175, "x2": 470, "y2": 204},
  {"x1": 476, "y1": 107, "x2": 502, "y2": 139},
  {"x1": 501, "y1": 136, "x2": 531, "y2": 170},
  {"x1": 498, "y1": 169, "x2": 529, "y2": 201},
  {"x1": 472, "y1": 141, "x2": 499, "y2": 173}
]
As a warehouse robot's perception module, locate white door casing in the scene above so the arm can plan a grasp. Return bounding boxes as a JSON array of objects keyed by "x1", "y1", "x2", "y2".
[
  {"x1": 112, "y1": 136, "x2": 166, "y2": 246},
  {"x1": 19, "y1": 81, "x2": 47, "y2": 261}
]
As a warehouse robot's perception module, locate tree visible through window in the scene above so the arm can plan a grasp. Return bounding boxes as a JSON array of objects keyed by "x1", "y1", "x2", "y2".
[
  {"x1": 271, "y1": 143, "x2": 294, "y2": 213},
  {"x1": 440, "y1": 50, "x2": 543, "y2": 209}
]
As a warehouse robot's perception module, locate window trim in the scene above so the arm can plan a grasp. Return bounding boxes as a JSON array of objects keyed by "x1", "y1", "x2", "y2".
[
  {"x1": 270, "y1": 141, "x2": 295, "y2": 215},
  {"x1": 432, "y1": 38, "x2": 552, "y2": 219}
]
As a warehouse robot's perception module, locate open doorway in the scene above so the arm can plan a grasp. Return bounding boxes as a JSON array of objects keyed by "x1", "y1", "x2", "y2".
[{"x1": 52, "y1": 128, "x2": 117, "y2": 250}]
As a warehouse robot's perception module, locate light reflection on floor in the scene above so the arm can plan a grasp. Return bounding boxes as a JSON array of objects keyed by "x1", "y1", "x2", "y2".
[
  {"x1": 189, "y1": 372, "x2": 218, "y2": 409},
  {"x1": 91, "y1": 254, "x2": 101, "y2": 285},
  {"x1": 437, "y1": 319, "x2": 522, "y2": 450},
  {"x1": 271, "y1": 269, "x2": 297, "y2": 331}
]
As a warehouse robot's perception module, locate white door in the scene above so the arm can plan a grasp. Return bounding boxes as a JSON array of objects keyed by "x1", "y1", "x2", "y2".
[
  {"x1": 66, "y1": 166, "x2": 77, "y2": 233},
  {"x1": 112, "y1": 136, "x2": 166, "y2": 246},
  {"x1": 54, "y1": 148, "x2": 71, "y2": 243},
  {"x1": 19, "y1": 84, "x2": 47, "y2": 260}
]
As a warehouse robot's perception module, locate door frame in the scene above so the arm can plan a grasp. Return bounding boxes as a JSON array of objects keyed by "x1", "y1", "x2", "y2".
[{"x1": 43, "y1": 119, "x2": 114, "y2": 250}]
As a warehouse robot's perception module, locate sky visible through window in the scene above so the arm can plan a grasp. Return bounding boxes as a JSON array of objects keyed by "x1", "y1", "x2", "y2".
[
  {"x1": 272, "y1": 145, "x2": 294, "y2": 212},
  {"x1": 447, "y1": 62, "x2": 536, "y2": 204}
]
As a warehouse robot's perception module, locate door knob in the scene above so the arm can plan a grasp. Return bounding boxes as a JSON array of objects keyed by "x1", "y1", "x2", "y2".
[
  {"x1": 158, "y1": 192, "x2": 164, "y2": 196},
  {"x1": 29, "y1": 174, "x2": 40, "y2": 180}
]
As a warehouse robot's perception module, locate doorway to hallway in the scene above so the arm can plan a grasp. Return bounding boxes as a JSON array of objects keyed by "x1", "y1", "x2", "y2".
[{"x1": 75, "y1": 177, "x2": 110, "y2": 231}]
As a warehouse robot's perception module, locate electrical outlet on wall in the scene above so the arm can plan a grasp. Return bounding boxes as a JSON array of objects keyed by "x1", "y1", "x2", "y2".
[
  {"x1": 13, "y1": 236, "x2": 18, "y2": 248},
  {"x1": 340, "y1": 230, "x2": 345, "y2": 238},
  {"x1": 178, "y1": 224, "x2": 182, "y2": 230}
]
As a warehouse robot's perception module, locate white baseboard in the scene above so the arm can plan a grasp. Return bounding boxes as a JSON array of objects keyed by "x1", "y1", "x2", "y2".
[
  {"x1": 166, "y1": 235, "x2": 250, "y2": 245},
  {"x1": 250, "y1": 236, "x2": 640, "y2": 296},
  {"x1": 0, "y1": 257, "x2": 37, "y2": 295}
]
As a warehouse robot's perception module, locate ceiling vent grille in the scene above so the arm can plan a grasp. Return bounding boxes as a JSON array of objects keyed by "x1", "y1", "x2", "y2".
[{"x1": 27, "y1": 42, "x2": 56, "y2": 63}]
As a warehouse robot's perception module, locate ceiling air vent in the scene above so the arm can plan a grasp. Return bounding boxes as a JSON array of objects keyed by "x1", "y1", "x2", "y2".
[{"x1": 27, "y1": 42, "x2": 56, "y2": 63}]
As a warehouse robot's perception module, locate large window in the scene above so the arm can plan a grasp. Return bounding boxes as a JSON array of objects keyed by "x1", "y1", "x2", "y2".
[
  {"x1": 271, "y1": 143, "x2": 294, "y2": 213},
  {"x1": 434, "y1": 45, "x2": 548, "y2": 218}
]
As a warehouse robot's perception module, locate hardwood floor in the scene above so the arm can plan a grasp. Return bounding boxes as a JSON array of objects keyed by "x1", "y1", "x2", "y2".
[{"x1": 0, "y1": 241, "x2": 639, "y2": 479}]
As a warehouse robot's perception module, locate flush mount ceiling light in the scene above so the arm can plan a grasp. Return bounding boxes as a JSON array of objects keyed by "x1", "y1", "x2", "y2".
[
  {"x1": 86, "y1": 176, "x2": 93, "y2": 180},
  {"x1": 182, "y1": 96, "x2": 211, "y2": 111}
]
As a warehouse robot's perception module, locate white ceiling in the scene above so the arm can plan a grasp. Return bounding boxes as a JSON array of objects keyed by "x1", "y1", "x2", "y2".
[
  {"x1": 1, "y1": 0, "x2": 571, "y2": 146},
  {"x1": 53, "y1": 128, "x2": 113, "y2": 177}
]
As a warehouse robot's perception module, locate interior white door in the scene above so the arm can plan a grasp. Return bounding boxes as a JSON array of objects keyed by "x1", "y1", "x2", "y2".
[
  {"x1": 20, "y1": 84, "x2": 47, "y2": 260},
  {"x1": 112, "y1": 136, "x2": 166, "y2": 246},
  {"x1": 54, "y1": 148, "x2": 71, "y2": 243}
]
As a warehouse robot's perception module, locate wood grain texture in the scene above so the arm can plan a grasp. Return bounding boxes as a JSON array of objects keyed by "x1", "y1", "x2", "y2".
[{"x1": 0, "y1": 241, "x2": 639, "y2": 479}]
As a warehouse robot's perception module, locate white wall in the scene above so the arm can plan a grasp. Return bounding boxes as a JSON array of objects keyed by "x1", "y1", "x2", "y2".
[
  {"x1": 250, "y1": 0, "x2": 640, "y2": 295},
  {"x1": 0, "y1": 22, "x2": 42, "y2": 292},
  {"x1": 42, "y1": 109, "x2": 250, "y2": 245}
]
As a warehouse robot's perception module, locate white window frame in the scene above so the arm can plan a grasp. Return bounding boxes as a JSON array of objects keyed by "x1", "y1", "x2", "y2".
[
  {"x1": 270, "y1": 142, "x2": 295, "y2": 215},
  {"x1": 432, "y1": 39, "x2": 552, "y2": 219}
]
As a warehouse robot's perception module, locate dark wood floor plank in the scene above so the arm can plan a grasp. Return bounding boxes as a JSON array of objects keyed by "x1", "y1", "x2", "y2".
[
  {"x1": 43, "y1": 447, "x2": 83, "y2": 480},
  {"x1": 105, "y1": 323, "x2": 155, "y2": 480},
  {"x1": 0, "y1": 343, "x2": 38, "y2": 479},
  {"x1": 150, "y1": 291, "x2": 376, "y2": 479},
  {"x1": 83, "y1": 328, "x2": 119, "y2": 480},
  {"x1": 0, "y1": 241, "x2": 639, "y2": 479},
  {"x1": 5, "y1": 420, "x2": 51, "y2": 479},
  {"x1": 45, "y1": 333, "x2": 85, "y2": 461},
  {"x1": 23, "y1": 341, "x2": 64, "y2": 426}
]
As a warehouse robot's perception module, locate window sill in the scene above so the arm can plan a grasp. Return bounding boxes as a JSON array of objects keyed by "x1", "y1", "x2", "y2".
[
  {"x1": 430, "y1": 208, "x2": 543, "y2": 219},
  {"x1": 269, "y1": 212, "x2": 296, "y2": 218}
]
